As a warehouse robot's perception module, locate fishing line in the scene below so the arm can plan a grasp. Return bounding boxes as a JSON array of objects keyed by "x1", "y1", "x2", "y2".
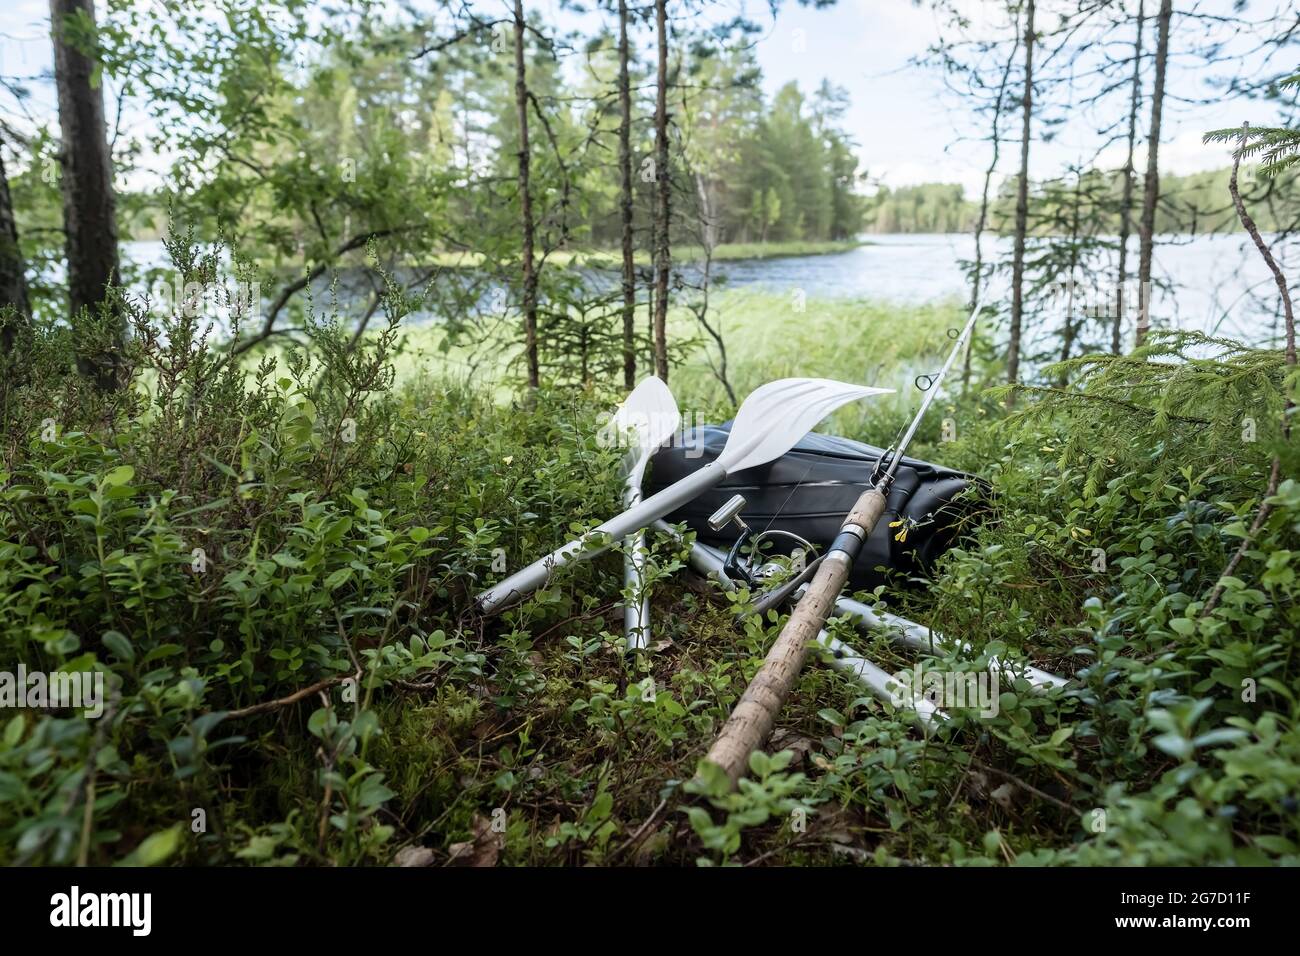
[
  {"x1": 758, "y1": 453, "x2": 820, "y2": 536},
  {"x1": 758, "y1": 332, "x2": 956, "y2": 569}
]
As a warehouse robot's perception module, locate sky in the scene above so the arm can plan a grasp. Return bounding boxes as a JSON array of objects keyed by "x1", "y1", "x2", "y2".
[
  {"x1": 1, "y1": 0, "x2": 1296, "y2": 195},
  {"x1": 743, "y1": 0, "x2": 1294, "y2": 194}
]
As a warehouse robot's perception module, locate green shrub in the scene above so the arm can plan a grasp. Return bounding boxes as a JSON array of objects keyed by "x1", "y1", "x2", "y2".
[{"x1": 2, "y1": 255, "x2": 1296, "y2": 867}]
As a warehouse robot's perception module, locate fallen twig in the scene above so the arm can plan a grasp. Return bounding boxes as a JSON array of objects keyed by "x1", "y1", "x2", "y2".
[
  {"x1": 968, "y1": 757, "x2": 1079, "y2": 816},
  {"x1": 609, "y1": 796, "x2": 668, "y2": 863},
  {"x1": 225, "y1": 676, "x2": 348, "y2": 720}
]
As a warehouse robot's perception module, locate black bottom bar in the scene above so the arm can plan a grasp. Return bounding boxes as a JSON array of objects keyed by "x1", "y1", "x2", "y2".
[{"x1": 0, "y1": 865, "x2": 1278, "y2": 941}]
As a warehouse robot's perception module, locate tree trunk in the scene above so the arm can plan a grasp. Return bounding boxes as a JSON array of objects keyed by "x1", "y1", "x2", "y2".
[
  {"x1": 696, "y1": 171, "x2": 720, "y2": 252},
  {"x1": 1114, "y1": 0, "x2": 1145, "y2": 355},
  {"x1": 618, "y1": 0, "x2": 636, "y2": 390},
  {"x1": 692, "y1": 170, "x2": 735, "y2": 404},
  {"x1": 0, "y1": 144, "x2": 29, "y2": 354},
  {"x1": 1007, "y1": 0, "x2": 1035, "y2": 390},
  {"x1": 513, "y1": 0, "x2": 539, "y2": 389},
  {"x1": 694, "y1": 172, "x2": 718, "y2": 257},
  {"x1": 651, "y1": 0, "x2": 670, "y2": 382},
  {"x1": 50, "y1": 0, "x2": 122, "y2": 386},
  {"x1": 1059, "y1": 170, "x2": 1082, "y2": 387},
  {"x1": 645, "y1": 266, "x2": 654, "y2": 364},
  {"x1": 962, "y1": 32, "x2": 1019, "y2": 394},
  {"x1": 1135, "y1": 0, "x2": 1172, "y2": 350}
]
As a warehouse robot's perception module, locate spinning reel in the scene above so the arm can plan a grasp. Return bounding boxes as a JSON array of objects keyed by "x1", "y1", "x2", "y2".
[{"x1": 707, "y1": 494, "x2": 825, "y2": 616}]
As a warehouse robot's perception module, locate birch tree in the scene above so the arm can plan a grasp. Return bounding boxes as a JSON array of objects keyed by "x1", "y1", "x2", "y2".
[
  {"x1": 513, "y1": 0, "x2": 540, "y2": 388},
  {"x1": 1113, "y1": 0, "x2": 1145, "y2": 354}
]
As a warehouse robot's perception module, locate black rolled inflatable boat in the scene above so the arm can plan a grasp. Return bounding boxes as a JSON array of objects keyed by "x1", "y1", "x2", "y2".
[{"x1": 646, "y1": 423, "x2": 987, "y2": 590}]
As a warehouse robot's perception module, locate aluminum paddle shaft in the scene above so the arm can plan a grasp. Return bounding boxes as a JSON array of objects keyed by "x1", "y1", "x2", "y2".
[
  {"x1": 623, "y1": 486, "x2": 652, "y2": 650},
  {"x1": 477, "y1": 463, "x2": 723, "y2": 614},
  {"x1": 611, "y1": 376, "x2": 682, "y2": 651},
  {"x1": 702, "y1": 301, "x2": 983, "y2": 789}
]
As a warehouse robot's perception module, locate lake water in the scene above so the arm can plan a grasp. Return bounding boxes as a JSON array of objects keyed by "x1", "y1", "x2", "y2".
[
  {"x1": 701, "y1": 233, "x2": 1294, "y2": 348},
  {"x1": 121, "y1": 231, "x2": 1294, "y2": 349}
]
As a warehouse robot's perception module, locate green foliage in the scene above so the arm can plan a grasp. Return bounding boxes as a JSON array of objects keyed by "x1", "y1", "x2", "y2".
[
  {"x1": 0, "y1": 237, "x2": 629, "y2": 864},
  {"x1": 2, "y1": 166, "x2": 1300, "y2": 874},
  {"x1": 861, "y1": 166, "x2": 1300, "y2": 235},
  {"x1": 909, "y1": 331, "x2": 1300, "y2": 865},
  {"x1": 685, "y1": 749, "x2": 815, "y2": 864},
  {"x1": 1204, "y1": 74, "x2": 1300, "y2": 180},
  {"x1": 5, "y1": 0, "x2": 1299, "y2": 872},
  {"x1": 2, "y1": 224, "x2": 1297, "y2": 867},
  {"x1": 867, "y1": 183, "x2": 975, "y2": 234}
]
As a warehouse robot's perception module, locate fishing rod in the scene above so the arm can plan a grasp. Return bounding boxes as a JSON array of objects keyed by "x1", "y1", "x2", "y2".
[{"x1": 701, "y1": 299, "x2": 985, "y2": 789}]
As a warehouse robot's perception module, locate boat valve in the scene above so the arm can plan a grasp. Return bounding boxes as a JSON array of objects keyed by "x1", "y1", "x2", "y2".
[
  {"x1": 709, "y1": 494, "x2": 749, "y2": 533},
  {"x1": 709, "y1": 495, "x2": 760, "y2": 585}
]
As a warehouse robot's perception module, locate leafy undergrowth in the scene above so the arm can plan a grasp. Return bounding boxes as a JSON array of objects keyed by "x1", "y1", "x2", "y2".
[{"x1": 1, "y1": 270, "x2": 1298, "y2": 866}]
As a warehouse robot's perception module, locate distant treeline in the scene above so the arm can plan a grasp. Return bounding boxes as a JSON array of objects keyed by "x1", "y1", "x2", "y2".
[
  {"x1": 581, "y1": 77, "x2": 868, "y2": 248},
  {"x1": 864, "y1": 167, "x2": 1300, "y2": 234},
  {"x1": 121, "y1": 163, "x2": 1298, "y2": 246},
  {"x1": 119, "y1": 68, "x2": 870, "y2": 250}
]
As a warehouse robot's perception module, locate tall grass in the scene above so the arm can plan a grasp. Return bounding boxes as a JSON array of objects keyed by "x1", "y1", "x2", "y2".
[
  {"x1": 670, "y1": 288, "x2": 965, "y2": 439},
  {"x1": 382, "y1": 288, "x2": 966, "y2": 443}
]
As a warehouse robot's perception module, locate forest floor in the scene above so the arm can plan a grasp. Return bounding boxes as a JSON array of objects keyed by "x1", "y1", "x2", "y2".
[{"x1": 2, "y1": 291, "x2": 1296, "y2": 866}]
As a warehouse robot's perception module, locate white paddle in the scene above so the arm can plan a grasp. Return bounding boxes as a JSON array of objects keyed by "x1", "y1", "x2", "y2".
[
  {"x1": 476, "y1": 377, "x2": 893, "y2": 615},
  {"x1": 610, "y1": 376, "x2": 681, "y2": 650}
]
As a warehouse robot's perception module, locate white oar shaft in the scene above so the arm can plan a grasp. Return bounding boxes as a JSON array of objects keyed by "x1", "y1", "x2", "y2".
[
  {"x1": 476, "y1": 463, "x2": 724, "y2": 615},
  {"x1": 624, "y1": 539, "x2": 651, "y2": 649},
  {"x1": 623, "y1": 486, "x2": 652, "y2": 650},
  {"x1": 816, "y1": 631, "x2": 946, "y2": 727},
  {"x1": 827, "y1": 593, "x2": 1068, "y2": 693}
]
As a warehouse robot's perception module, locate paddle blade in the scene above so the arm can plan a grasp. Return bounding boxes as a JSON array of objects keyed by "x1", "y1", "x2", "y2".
[
  {"x1": 718, "y1": 378, "x2": 893, "y2": 474},
  {"x1": 608, "y1": 375, "x2": 681, "y2": 487}
]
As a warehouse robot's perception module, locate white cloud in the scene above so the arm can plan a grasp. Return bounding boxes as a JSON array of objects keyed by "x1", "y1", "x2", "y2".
[{"x1": 756, "y1": 0, "x2": 1294, "y2": 190}]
